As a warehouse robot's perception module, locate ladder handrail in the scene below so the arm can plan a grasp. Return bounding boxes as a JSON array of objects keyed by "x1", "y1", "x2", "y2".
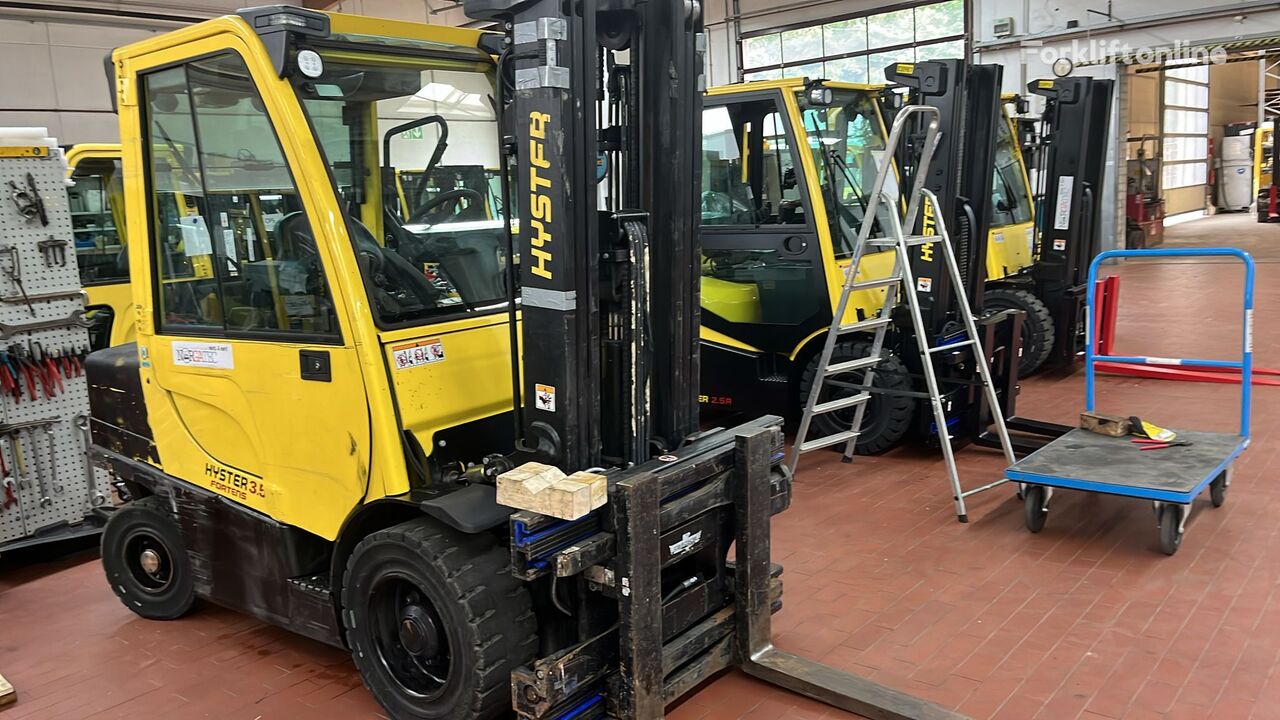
[{"x1": 851, "y1": 105, "x2": 943, "y2": 253}]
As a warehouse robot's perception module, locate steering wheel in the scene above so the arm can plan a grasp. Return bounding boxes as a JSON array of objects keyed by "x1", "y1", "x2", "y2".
[
  {"x1": 408, "y1": 187, "x2": 486, "y2": 225},
  {"x1": 701, "y1": 190, "x2": 735, "y2": 218}
]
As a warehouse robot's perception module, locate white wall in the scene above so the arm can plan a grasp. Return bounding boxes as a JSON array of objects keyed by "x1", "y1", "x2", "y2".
[
  {"x1": 330, "y1": 0, "x2": 473, "y2": 28},
  {"x1": 0, "y1": 2, "x2": 258, "y2": 143},
  {"x1": 972, "y1": 0, "x2": 1280, "y2": 95}
]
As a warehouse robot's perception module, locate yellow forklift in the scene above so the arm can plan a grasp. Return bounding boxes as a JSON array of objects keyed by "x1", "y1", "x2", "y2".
[
  {"x1": 88, "y1": 5, "x2": 957, "y2": 720},
  {"x1": 66, "y1": 143, "x2": 133, "y2": 348},
  {"x1": 698, "y1": 64, "x2": 1031, "y2": 454}
]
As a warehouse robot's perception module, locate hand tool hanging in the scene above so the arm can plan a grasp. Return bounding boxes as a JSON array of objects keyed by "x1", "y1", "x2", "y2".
[
  {"x1": 37, "y1": 236, "x2": 67, "y2": 267},
  {"x1": 7, "y1": 173, "x2": 47, "y2": 226},
  {"x1": 32, "y1": 341, "x2": 62, "y2": 397},
  {"x1": 13, "y1": 430, "x2": 48, "y2": 508},
  {"x1": 1, "y1": 447, "x2": 15, "y2": 511},
  {"x1": 43, "y1": 425, "x2": 63, "y2": 495},
  {"x1": 0, "y1": 246, "x2": 34, "y2": 316}
]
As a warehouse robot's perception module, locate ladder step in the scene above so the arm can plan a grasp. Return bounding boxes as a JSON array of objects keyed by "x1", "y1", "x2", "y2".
[
  {"x1": 836, "y1": 317, "x2": 892, "y2": 334},
  {"x1": 825, "y1": 356, "x2": 881, "y2": 376},
  {"x1": 799, "y1": 430, "x2": 860, "y2": 453},
  {"x1": 813, "y1": 393, "x2": 870, "y2": 414},
  {"x1": 848, "y1": 276, "x2": 902, "y2": 291},
  {"x1": 867, "y1": 235, "x2": 936, "y2": 248},
  {"x1": 927, "y1": 339, "x2": 976, "y2": 354}
]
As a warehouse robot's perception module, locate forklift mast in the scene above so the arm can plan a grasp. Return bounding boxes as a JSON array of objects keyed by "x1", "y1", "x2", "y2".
[
  {"x1": 466, "y1": 0, "x2": 703, "y2": 471},
  {"x1": 1027, "y1": 76, "x2": 1115, "y2": 366},
  {"x1": 883, "y1": 60, "x2": 1003, "y2": 333}
]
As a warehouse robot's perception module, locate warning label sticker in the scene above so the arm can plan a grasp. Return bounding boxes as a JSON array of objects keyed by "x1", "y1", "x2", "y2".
[
  {"x1": 1053, "y1": 239, "x2": 1067, "y2": 251},
  {"x1": 535, "y1": 383, "x2": 556, "y2": 412},
  {"x1": 916, "y1": 277, "x2": 933, "y2": 293},
  {"x1": 392, "y1": 338, "x2": 445, "y2": 370}
]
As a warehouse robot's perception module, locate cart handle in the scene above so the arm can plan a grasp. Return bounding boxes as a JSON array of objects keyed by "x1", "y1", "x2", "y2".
[{"x1": 1086, "y1": 247, "x2": 1255, "y2": 439}]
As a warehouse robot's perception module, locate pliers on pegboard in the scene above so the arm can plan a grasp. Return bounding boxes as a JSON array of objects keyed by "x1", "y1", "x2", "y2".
[
  {"x1": 0, "y1": 351, "x2": 20, "y2": 403},
  {"x1": 29, "y1": 341, "x2": 59, "y2": 398}
]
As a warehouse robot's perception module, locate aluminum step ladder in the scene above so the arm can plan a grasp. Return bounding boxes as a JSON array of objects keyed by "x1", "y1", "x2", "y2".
[{"x1": 789, "y1": 104, "x2": 1017, "y2": 522}]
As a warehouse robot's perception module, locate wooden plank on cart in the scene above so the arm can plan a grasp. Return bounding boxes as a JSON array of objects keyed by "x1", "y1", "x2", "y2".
[{"x1": 0, "y1": 670, "x2": 15, "y2": 707}]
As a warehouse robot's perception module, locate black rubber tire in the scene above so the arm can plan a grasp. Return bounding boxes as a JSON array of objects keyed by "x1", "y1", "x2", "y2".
[
  {"x1": 1023, "y1": 485, "x2": 1048, "y2": 533},
  {"x1": 100, "y1": 495, "x2": 196, "y2": 621},
  {"x1": 1159, "y1": 504, "x2": 1184, "y2": 555},
  {"x1": 985, "y1": 287, "x2": 1055, "y2": 377},
  {"x1": 1210, "y1": 471, "x2": 1227, "y2": 508},
  {"x1": 341, "y1": 518, "x2": 537, "y2": 720},
  {"x1": 798, "y1": 339, "x2": 914, "y2": 455}
]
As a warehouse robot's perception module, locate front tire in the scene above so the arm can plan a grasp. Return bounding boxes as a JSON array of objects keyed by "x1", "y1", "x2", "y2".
[
  {"x1": 341, "y1": 518, "x2": 537, "y2": 720},
  {"x1": 799, "y1": 339, "x2": 914, "y2": 455},
  {"x1": 1023, "y1": 485, "x2": 1048, "y2": 533},
  {"x1": 1159, "y1": 504, "x2": 1184, "y2": 555},
  {"x1": 985, "y1": 287, "x2": 1054, "y2": 377},
  {"x1": 101, "y1": 495, "x2": 195, "y2": 621}
]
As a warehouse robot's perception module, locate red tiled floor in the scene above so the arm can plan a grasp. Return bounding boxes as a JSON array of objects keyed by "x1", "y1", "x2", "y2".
[{"x1": 2, "y1": 253, "x2": 1279, "y2": 719}]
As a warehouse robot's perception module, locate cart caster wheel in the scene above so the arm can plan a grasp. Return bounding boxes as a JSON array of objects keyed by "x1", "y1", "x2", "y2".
[
  {"x1": 1024, "y1": 486, "x2": 1048, "y2": 533},
  {"x1": 1210, "y1": 472, "x2": 1227, "y2": 508},
  {"x1": 1159, "y1": 504, "x2": 1184, "y2": 555}
]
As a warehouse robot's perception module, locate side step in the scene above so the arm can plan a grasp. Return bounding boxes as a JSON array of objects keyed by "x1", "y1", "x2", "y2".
[{"x1": 799, "y1": 429, "x2": 859, "y2": 453}]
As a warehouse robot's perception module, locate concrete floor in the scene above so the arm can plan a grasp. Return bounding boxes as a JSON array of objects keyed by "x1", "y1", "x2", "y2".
[
  {"x1": 1, "y1": 257, "x2": 1278, "y2": 719},
  {"x1": 1162, "y1": 212, "x2": 1280, "y2": 261}
]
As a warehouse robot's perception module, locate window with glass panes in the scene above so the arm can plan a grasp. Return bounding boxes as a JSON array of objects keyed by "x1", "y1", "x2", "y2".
[
  {"x1": 1162, "y1": 65, "x2": 1210, "y2": 190},
  {"x1": 739, "y1": 0, "x2": 966, "y2": 85}
]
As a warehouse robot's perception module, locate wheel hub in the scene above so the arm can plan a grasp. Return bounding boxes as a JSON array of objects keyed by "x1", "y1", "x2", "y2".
[
  {"x1": 398, "y1": 604, "x2": 440, "y2": 658},
  {"x1": 139, "y1": 548, "x2": 162, "y2": 576}
]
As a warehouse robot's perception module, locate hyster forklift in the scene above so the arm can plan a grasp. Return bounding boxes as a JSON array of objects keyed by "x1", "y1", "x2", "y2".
[
  {"x1": 699, "y1": 59, "x2": 1025, "y2": 455},
  {"x1": 65, "y1": 143, "x2": 133, "y2": 349},
  {"x1": 88, "y1": 5, "x2": 959, "y2": 720},
  {"x1": 1016, "y1": 76, "x2": 1115, "y2": 371}
]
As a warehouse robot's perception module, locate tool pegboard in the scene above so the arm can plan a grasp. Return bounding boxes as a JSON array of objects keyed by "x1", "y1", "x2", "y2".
[{"x1": 0, "y1": 129, "x2": 108, "y2": 553}]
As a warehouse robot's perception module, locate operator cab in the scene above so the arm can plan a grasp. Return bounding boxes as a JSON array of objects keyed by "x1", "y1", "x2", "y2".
[{"x1": 698, "y1": 79, "x2": 900, "y2": 413}]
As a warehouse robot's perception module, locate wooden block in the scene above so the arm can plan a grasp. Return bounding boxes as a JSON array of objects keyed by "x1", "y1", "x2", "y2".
[
  {"x1": 497, "y1": 463, "x2": 607, "y2": 520},
  {"x1": 1080, "y1": 411, "x2": 1130, "y2": 437},
  {"x1": 0, "y1": 671, "x2": 15, "y2": 708}
]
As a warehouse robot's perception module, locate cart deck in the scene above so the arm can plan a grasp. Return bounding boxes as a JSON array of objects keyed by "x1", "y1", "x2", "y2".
[{"x1": 1006, "y1": 428, "x2": 1247, "y2": 504}]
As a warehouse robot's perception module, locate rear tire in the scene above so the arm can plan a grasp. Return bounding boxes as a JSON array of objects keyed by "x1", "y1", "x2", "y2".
[
  {"x1": 1210, "y1": 471, "x2": 1228, "y2": 507},
  {"x1": 985, "y1": 287, "x2": 1054, "y2": 377},
  {"x1": 799, "y1": 339, "x2": 914, "y2": 455},
  {"x1": 341, "y1": 518, "x2": 537, "y2": 720},
  {"x1": 101, "y1": 495, "x2": 195, "y2": 621}
]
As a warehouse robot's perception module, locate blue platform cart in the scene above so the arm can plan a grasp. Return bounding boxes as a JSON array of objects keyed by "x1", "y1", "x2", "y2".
[{"x1": 1004, "y1": 248, "x2": 1255, "y2": 554}]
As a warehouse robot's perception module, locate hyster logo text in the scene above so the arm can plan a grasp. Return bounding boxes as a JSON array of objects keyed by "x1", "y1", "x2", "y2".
[
  {"x1": 528, "y1": 111, "x2": 553, "y2": 280},
  {"x1": 920, "y1": 198, "x2": 936, "y2": 263}
]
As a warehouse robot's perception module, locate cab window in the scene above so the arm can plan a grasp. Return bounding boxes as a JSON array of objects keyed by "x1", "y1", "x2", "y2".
[
  {"x1": 142, "y1": 54, "x2": 340, "y2": 339},
  {"x1": 702, "y1": 104, "x2": 806, "y2": 226},
  {"x1": 991, "y1": 117, "x2": 1033, "y2": 227},
  {"x1": 70, "y1": 157, "x2": 128, "y2": 285},
  {"x1": 700, "y1": 97, "x2": 825, "y2": 334},
  {"x1": 798, "y1": 91, "x2": 894, "y2": 259},
  {"x1": 294, "y1": 52, "x2": 510, "y2": 329}
]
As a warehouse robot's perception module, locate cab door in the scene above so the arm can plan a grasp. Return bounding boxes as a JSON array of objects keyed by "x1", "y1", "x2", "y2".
[
  {"x1": 130, "y1": 46, "x2": 371, "y2": 540},
  {"x1": 699, "y1": 91, "x2": 830, "y2": 357},
  {"x1": 66, "y1": 146, "x2": 134, "y2": 349}
]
